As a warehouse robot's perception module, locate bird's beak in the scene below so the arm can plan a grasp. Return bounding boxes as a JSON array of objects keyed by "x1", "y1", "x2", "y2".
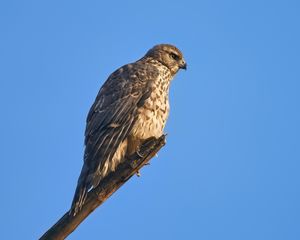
[{"x1": 179, "y1": 59, "x2": 187, "y2": 70}]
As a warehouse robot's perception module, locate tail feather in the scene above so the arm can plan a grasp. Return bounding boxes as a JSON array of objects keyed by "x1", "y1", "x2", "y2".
[
  {"x1": 70, "y1": 185, "x2": 88, "y2": 216},
  {"x1": 70, "y1": 166, "x2": 91, "y2": 216}
]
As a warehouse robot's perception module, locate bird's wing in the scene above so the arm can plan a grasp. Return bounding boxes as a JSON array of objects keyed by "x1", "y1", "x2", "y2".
[{"x1": 71, "y1": 62, "x2": 158, "y2": 215}]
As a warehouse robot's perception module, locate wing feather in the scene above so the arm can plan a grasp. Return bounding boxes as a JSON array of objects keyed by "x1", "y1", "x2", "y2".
[{"x1": 70, "y1": 62, "x2": 159, "y2": 215}]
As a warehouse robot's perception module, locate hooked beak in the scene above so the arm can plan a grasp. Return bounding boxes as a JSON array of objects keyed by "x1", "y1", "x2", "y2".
[{"x1": 179, "y1": 60, "x2": 187, "y2": 70}]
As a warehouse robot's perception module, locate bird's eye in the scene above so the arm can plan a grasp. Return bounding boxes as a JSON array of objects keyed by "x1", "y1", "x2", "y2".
[{"x1": 170, "y1": 53, "x2": 179, "y2": 61}]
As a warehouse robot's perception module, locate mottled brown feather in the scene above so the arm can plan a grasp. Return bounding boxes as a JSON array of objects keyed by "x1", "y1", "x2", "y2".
[{"x1": 71, "y1": 44, "x2": 186, "y2": 215}]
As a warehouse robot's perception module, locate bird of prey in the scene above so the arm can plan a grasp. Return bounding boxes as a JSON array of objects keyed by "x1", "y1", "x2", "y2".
[{"x1": 71, "y1": 44, "x2": 187, "y2": 215}]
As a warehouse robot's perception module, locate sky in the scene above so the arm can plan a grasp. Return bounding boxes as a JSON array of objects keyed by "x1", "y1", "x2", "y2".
[{"x1": 0, "y1": 0, "x2": 300, "y2": 239}]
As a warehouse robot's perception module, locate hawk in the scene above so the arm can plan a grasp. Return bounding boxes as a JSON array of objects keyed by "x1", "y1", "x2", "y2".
[{"x1": 71, "y1": 44, "x2": 187, "y2": 215}]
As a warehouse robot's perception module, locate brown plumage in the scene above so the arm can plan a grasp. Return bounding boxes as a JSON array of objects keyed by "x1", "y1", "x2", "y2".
[{"x1": 70, "y1": 44, "x2": 187, "y2": 215}]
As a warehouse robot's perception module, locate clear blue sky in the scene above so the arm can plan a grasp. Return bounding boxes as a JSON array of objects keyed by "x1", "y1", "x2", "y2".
[{"x1": 1, "y1": 1, "x2": 299, "y2": 239}]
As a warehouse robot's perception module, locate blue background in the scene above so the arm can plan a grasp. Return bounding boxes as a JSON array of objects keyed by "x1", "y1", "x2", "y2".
[{"x1": 1, "y1": 1, "x2": 299, "y2": 239}]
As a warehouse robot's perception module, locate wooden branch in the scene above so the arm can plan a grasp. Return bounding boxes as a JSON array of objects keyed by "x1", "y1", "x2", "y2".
[{"x1": 40, "y1": 135, "x2": 166, "y2": 240}]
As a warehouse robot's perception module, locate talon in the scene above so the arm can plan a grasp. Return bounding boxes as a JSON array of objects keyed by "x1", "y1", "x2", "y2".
[
  {"x1": 136, "y1": 171, "x2": 141, "y2": 177},
  {"x1": 136, "y1": 150, "x2": 144, "y2": 158}
]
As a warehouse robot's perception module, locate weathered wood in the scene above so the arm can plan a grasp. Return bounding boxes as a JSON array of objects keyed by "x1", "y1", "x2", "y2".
[{"x1": 40, "y1": 135, "x2": 166, "y2": 240}]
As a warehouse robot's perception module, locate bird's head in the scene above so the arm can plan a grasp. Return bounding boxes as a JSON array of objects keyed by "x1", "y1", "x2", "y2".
[{"x1": 145, "y1": 44, "x2": 187, "y2": 75}]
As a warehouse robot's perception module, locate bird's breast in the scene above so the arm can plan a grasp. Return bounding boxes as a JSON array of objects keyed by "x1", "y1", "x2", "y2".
[{"x1": 131, "y1": 72, "x2": 171, "y2": 140}]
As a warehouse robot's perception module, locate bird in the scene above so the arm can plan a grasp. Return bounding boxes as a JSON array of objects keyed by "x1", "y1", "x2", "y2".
[{"x1": 70, "y1": 44, "x2": 187, "y2": 215}]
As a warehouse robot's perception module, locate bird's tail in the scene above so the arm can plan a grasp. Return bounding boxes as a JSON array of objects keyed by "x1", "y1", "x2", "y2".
[{"x1": 70, "y1": 166, "x2": 90, "y2": 216}]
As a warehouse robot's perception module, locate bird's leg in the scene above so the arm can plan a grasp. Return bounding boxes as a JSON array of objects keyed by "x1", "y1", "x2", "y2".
[
  {"x1": 136, "y1": 146, "x2": 143, "y2": 177},
  {"x1": 131, "y1": 137, "x2": 160, "y2": 176}
]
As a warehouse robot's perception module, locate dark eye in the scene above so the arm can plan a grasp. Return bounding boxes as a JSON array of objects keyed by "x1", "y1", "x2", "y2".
[{"x1": 170, "y1": 53, "x2": 179, "y2": 61}]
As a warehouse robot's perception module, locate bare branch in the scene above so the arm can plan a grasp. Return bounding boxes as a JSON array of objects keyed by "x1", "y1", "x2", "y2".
[{"x1": 40, "y1": 135, "x2": 166, "y2": 240}]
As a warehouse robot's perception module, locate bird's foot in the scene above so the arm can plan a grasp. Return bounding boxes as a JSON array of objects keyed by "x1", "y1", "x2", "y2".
[
  {"x1": 130, "y1": 159, "x2": 138, "y2": 168},
  {"x1": 136, "y1": 170, "x2": 141, "y2": 177},
  {"x1": 136, "y1": 149, "x2": 145, "y2": 158}
]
